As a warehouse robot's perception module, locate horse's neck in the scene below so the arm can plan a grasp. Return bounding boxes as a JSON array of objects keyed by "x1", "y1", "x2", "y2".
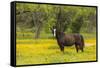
[{"x1": 56, "y1": 31, "x2": 65, "y2": 39}]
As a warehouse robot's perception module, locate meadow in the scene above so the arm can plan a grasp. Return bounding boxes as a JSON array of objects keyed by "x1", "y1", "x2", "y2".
[
  {"x1": 16, "y1": 32, "x2": 97, "y2": 65},
  {"x1": 15, "y1": 3, "x2": 97, "y2": 65}
]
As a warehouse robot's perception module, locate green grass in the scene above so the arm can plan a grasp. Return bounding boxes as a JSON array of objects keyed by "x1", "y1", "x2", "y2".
[
  {"x1": 16, "y1": 38, "x2": 96, "y2": 65},
  {"x1": 16, "y1": 32, "x2": 97, "y2": 65}
]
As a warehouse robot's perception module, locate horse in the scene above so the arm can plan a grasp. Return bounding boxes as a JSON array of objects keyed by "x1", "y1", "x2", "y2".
[{"x1": 50, "y1": 27, "x2": 84, "y2": 53}]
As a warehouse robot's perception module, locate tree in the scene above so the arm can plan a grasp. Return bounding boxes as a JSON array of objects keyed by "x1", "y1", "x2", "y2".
[
  {"x1": 53, "y1": 6, "x2": 71, "y2": 32},
  {"x1": 71, "y1": 15, "x2": 84, "y2": 33},
  {"x1": 32, "y1": 5, "x2": 47, "y2": 39}
]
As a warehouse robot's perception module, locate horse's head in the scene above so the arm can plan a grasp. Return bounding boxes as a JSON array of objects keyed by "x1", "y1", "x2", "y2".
[
  {"x1": 50, "y1": 26, "x2": 56, "y2": 37},
  {"x1": 50, "y1": 26, "x2": 65, "y2": 38}
]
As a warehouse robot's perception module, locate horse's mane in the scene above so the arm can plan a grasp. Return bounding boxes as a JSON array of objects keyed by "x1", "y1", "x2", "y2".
[{"x1": 56, "y1": 31, "x2": 65, "y2": 37}]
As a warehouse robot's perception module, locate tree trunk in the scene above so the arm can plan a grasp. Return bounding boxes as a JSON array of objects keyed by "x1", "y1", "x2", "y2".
[{"x1": 35, "y1": 23, "x2": 42, "y2": 39}]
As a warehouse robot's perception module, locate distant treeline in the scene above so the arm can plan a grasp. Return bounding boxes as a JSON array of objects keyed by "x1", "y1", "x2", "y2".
[{"x1": 16, "y1": 3, "x2": 96, "y2": 38}]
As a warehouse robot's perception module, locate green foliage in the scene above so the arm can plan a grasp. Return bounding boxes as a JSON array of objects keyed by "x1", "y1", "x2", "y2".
[
  {"x1": 16, "y1": 3, "x2": 97, "y2": 38},
  {"x1": 71, "y1": 15, "x2": 84, "y2": 33}
]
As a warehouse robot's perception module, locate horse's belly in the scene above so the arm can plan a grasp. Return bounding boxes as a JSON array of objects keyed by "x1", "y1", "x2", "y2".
[
  {"x1": 64, "y1": 42, "x2": 75, "y2": 46},
  {"x1": 63, "y1": 40, "x2": 75, "y2": 46}
]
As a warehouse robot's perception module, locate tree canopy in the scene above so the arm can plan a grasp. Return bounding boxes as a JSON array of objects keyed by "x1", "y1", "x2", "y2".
[{"x1": 16, "y1": 3, "x2": 97, "y2": 38}]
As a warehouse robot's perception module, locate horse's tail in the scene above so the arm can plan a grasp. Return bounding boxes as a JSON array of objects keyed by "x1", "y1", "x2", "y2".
[{"x1": 80, "y1": 35, "x2": 84, "y2": 47}]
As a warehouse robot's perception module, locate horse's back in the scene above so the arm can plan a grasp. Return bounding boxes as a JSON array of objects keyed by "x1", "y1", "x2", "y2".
[
  {"x1": 63, "y1": 33, "x2": 82, "y2": 46},
  {"x1": 62, "y1": 34, "x2": 75, "y2": 46},
  {"x1": 73, "y1": 34, "x2": 82, "y2": 41}
]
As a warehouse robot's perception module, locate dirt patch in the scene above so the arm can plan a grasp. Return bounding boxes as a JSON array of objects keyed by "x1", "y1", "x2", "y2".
[{"x1": 85, "y1": 43, "x2": 95, "y2": 46}]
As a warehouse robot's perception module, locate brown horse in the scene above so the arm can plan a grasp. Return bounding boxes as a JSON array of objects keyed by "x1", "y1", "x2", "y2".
[{"x1": 50, "y1": 27, "x2": 84, "y2": 53}]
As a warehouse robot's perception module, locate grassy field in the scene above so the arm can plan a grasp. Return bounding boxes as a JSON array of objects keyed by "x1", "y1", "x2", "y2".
[{"x1": 16, "y1": 35, "x2": 97, "y2": 65}]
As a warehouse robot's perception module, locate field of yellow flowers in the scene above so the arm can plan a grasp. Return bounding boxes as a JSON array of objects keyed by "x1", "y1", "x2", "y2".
[{"x1": 16, "y1": 38, "x2": 96, "y2": 65}]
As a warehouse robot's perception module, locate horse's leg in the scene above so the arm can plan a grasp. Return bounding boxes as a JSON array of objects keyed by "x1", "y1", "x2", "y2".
[
  {"x1": 78, "y1": 42, "x2": 84, "y2": 52},
  {"x1": 80, "y1": 35, "x2": 84, "y2": 52},
  {"x1": 59, "y1": 45, "x2": 64, "y2": 53},
  {"x1": 75, "y1": 44, "x2": 78, "y2": 53},
  {"x1": 57, "y1": 41, "x2": 64, "y2": 53},
  {"x1": 81, "y1": 47, "x2": 84, "y2": 52},
  {"x1": 80, "y1": 44, "x2": 84, "y2": 52}
]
